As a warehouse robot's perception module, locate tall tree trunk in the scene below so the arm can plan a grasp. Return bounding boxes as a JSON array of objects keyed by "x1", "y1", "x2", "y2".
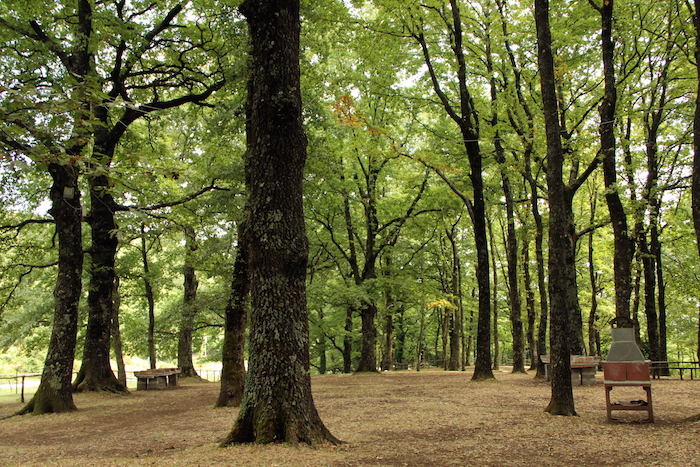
[
  {"x1": 640, "y1": 234, "x2": 660, "y2": 362},
  {"x1": 653, "y1": 229, "x2": 669, "y2": 372},
  {"x1": 317, "y1": 308, "x2": 328, "y2": 375},
  {"x1": 587, "y1": 222, "x2": 601, "y2": 357},
  {"x1": 216, "y1": 227, "x2": 249, "y2": 408},
  {"x1": 343, "y1": 306, "x2": 353, "y2": 373},
  {"x1": 523, "y1": 241, "x2": 537, "y2": 370},
  {"x1": 414, "y1": 0, "x2": 493, "y2": 381},
  {"x1": 593, "y1": 0, "x2": 634, "y2": 321},
  {"x1": 73, "y1": 171, "x2": 126, "y2": 393},
  {"x1": 447, "y1": 227, "x2": 462, "y2": 371},
  {"x1": 111, "y1": 277, "x2": 127, "y2": 388},
  {"x1": 535, "y1": 0, "x2": 576, "y2": 416},
  {"x1": 395, "y1": 306, "x2": 406, "y2": 366},
  {"x1": 141, "y1": 225, "x2": 157, "y2": 369},
  {"x1": 691, "y1": 0, "x2": 700, "y2": 386},
  {"x1": 18, "y1": 163, "x2": 83, "y2": 415},
  {"x1": 488, "y1": 216, "x2": 500, "y2": 371},
  {"x1": 221, "y1": 0, "x2": 338, "y2": 445},
  {"x1": 178, "y1": 226, "x2": 200, "y2": 378},
  {"x1": 380, "y1": 288, "x2": 395, "y2": 372},
  {"x1": 416, "y1": 307, "x2": 426, "y2": 371}
]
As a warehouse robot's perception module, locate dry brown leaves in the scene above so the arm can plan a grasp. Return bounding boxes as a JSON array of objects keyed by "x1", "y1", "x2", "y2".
[{"x1": 1, "y1": 369, "x2": 699, "y2": 466}]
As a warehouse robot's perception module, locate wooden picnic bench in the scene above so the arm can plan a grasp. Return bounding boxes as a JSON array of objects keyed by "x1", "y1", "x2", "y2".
[
  {"x1": 540, "y1": 355, "x2": 601, "y2": 385},
  {"x1": 650, "y1": 361, "x2": 700, "y2": 380},
  {"x1": 133, "y1": 368, "x2": 181, "y2": 390}
]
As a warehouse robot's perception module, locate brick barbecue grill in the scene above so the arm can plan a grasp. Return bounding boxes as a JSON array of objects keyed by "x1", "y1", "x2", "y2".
[{"x1": 603, "y1": 322, "x2": 654, "y2": 423}]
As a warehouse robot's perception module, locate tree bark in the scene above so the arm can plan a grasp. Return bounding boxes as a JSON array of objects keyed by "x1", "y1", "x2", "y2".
[
  {"x1": 73, "y1": 170, "x2": 126, "y2": 394},
  {"x1": 593, "y1": 0, "x2": 634, "y2": 321},
  {"x1": 18, "y1": 163, "x2": 83, "y2": 415},
  {"x1": 178, "y1": 226, "x2": 200, "y2": 378},
  {"x1": 216, "y1": 227, "x2": 249, "y2": 408},
  {"x1": 692, "y1": 0, "x2": 700, "y2": 391},
  {"x1": 535, "y1": 0, "x2": 576, "y2": 416},
  {"x1": 221, "y1": 0, "x2": 339, "y2": 445},
  {"x1": 141, "y1": 225, "x2": 157, "y2": 369},
  {"x1": 111, "y1": 277, "x2": 127, "y2": 388},
  {"x1": 523, "y1": 242, "x2": 537, "y2": 370}
]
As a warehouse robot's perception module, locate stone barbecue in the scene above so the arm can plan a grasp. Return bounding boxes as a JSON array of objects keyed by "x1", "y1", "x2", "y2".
[{"x1": 602, "y1": 322, "x2": 654, "y2": 423}]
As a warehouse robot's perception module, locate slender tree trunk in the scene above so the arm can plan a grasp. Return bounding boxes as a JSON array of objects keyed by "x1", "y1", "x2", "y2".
[
  {"x1": 111, "y1": 277, "x2": 127, "y2": 388},
  {"x1": 535, "y1": 0, "x2": 576, "y2": 416},
  {"x1": 447, "y1": 226, "x2": 462, "y2": 371},
  {"x1": 317, "y1": 308, "x2": 327, "y2": 375},
  {"x1": 523, "y1": 242, "x2": 537, "y2": 370},
  {"x1": 141, "y1": 225, "x2": 157, "y2": 369},
  {"x1": 488, "y1": 216, "x2": 500, "y2": 371},
  {"x1": 654, "y1": 230, "x2": 669, "y2": 373},
  {"x1": 381, "y1": 309, "x2": 394, "y2": 371},
  {"x1": 416, "y1": 307, "x2": 426, "y2": 372},
  {"x1": 18, "y1": 163, "x2": 83, "y2": 415},
  {"x1": 343, "y1": 307, "x2": 353, "y2": 373},
  {"x1": 594, "y1": 0, "x2": 634, "y2": 321},
  {"x1": 395, "y1": 307, "x2": 406, "y2": 365},
  {"x1": 587, "y1": 226, "x2": 600, "y2": 357},
  {"x1": 178, "y1": 226, "x2": 200, "y2": 378},
  {"x1": 691, "y1": 0, "x2": 700, "y2": 385},
  {"x1": 216, "y1": 229, "x2": 249, "y2": 408},
  {"x1": 221, "y1": 0, "x2": 339, "y2": 444}
]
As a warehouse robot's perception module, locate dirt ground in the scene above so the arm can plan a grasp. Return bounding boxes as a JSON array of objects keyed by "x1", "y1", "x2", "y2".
[{"x1": 1, "y1": 368, "x2": 699, "y2": 466}]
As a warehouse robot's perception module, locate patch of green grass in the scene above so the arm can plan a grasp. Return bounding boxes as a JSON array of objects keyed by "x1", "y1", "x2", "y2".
[{"x1": 0, "y1": 390, "x2": 33, "y2": 406}]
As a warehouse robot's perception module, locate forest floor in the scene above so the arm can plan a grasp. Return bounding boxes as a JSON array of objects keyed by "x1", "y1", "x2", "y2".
[{"x1": 1, "y1": 367, "x2": 699, "y2": 466}]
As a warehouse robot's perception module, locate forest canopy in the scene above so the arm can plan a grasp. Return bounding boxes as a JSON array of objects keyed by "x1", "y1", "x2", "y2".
[{"x1": 0, "y1": 0, "x2": 699, "y2": 411}]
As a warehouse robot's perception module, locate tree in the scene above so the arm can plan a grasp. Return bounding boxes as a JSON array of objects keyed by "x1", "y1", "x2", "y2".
[
  {"x1": 216, "y1": 223, "x2": 249, "y2": 408},
  {"x1": 535, "y1": 0, "x2": 593, "y2": 416},
  {"x1": 1, "y1": 0, "x2": 95, "y2": 414},
  {"x1": 178, "y1": 225, "x2": 200, "y2": 378},
  {"x1": 221, "y1": 0, "x2": 339, "y2": 444},
  {"x1": 407, "y1": 0, "x2": 494, "y2": 381}
]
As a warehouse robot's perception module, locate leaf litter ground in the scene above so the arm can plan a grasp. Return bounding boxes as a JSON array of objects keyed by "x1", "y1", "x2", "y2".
[{"x1": 1, "y1": 368, "x2": 699, "y2": 466}]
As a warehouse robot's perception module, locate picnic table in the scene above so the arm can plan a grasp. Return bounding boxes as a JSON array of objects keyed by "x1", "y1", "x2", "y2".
[
  {"x1": 540, "y1": 355, "x2": 601, "y2": 385},
  {"x1": 133, "y1": 368, "x2": 181, "y2": 390}
]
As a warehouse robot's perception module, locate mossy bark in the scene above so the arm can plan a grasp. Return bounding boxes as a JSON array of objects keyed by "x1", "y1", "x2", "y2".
[
  {"x1": 19, "y1": 163, "x2": 84, "y2": 415},
  {"x1": 221, "y1": 0, "x2": 339, "y2": 445},
  {"x1": 216, "y1": 227, "x2": 249, "y2": 408}
]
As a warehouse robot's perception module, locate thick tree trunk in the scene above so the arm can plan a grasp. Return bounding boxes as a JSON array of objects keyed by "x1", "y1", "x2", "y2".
[
  {"x1": 356, "y1": 301, "x2": 378, "y2": 372},
  {"x1": 18, "y1": 163, "x2": 83, "y2": 415},
  {"x1": 178, "y1": 226, "x2": 200, "y2": 378},
  {"x1": 216, "y1": 231, "x2": 249, "y2": 408},
  {"x1": 73, "y1": 173, "x2": 126, "y2": 394},
  {"x1": 221, "y1": 0, "x2": 338, "y2": 445},
  {"x1": 535, "y1": 0, "x2": 576, "y2": 416}
]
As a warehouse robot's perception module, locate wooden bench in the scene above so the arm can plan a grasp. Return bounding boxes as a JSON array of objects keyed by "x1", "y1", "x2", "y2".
[
  {"x1": 650, "y1": 361, "x2": 699, "y2": 380},
  {"x1": 133, "y1": 368, "x2": 181, "y2": 390},
  {"x1": 541, "y1": 355, "x2": 601, "y2": 385}
]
